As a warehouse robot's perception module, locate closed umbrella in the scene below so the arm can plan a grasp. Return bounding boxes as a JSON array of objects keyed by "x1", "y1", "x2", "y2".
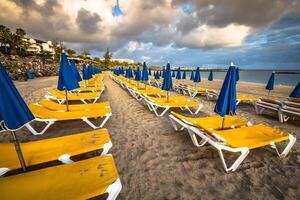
[
  {"x1": 70, "y1": 60, "x2": 82, "y2": 82},
  {"x1": 161, "y1": 62, "x2": 173, "y2": 102},
  {"x1": 57, "y1": 53, "x2": 80, "y2": 111},
  {"x1": 266, "y1": 72, "x2": 275, "y2": 97},
  {"x1": 194, "y1": 67, "x2": 201, "y2": 83},
  {"x1": 176, "y1": 67, "x2": 181, "y2": 80},
  {"x1": 182, "y1": 71, "x2": 186, "y2": 79},
  {"x1": 289, "y1": 81, "x2": 300, "y2": 98},
  {"x1": 0, "y1": 63, "x2": 35, "y2": 171},
  {"x1": 208, "y1": 70, "x2": 213, "y2": 81},
  {"x1": 214, "y1": 65, "x2": 237, "y2": 128},
  {"x1": 190, "y1": 70, "x2": 194, "y2": 80},
  {"x1": 236, "y1": 67, "x2": 240, "y2": 82},
  {"x1": 172, "y1": 70, "x2": 175, "y2": 78},
  {"x1": 135, "y1": 67, "x2": 141, "y2": 81}
]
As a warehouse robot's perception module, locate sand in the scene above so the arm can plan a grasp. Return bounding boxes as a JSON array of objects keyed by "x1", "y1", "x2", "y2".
[{"x1": 1, "y1": 74, "x2": 300, "y2": 199}]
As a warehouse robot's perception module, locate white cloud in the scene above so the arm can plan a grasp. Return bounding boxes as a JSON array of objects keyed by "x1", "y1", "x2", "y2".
[
  {"x1": 141, "y1": 56, "x2": 151, "y2": 61},
  {"x1": 127, "y1": 41, "x2": 152, "y2": 52}
]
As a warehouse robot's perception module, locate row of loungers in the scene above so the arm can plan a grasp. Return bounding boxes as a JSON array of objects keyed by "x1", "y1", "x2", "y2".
[
  {"x1": 111, "y1": 75, "x2": 203, "y2": 116},
  {"x1": 151, "y1": 79, "x2": 259, "y2": 107},
  {"x1": 256, "y1": 97, "x2": 300, "y2": 123},
  {"x1": 0, "y1": 74, "x2": 122, "y2": 200}
]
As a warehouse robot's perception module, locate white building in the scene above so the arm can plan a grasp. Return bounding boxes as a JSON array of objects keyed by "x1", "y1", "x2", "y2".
[
  {"x1": 41, "y1": 41, "x2": 55, "y2": 54},
  {"x1": 26, "y1": 38, "x2": 41, "y2": 53},
  {"x1": 23, "y1": 38, "x2": 55, "y2": 54}
]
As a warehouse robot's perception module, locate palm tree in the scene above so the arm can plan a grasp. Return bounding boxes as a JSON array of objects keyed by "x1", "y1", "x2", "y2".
[{"x1": 0, "y1": 25, "x2": 26, "y2": 54}]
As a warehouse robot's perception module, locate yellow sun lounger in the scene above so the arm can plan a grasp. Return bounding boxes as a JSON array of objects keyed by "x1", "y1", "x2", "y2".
[
  {"x1": 0, "y1": 129, "x2": 112, "y2": 176},
  {"x1": 169, "y1": 112, "x2": 296, "y2": 172},
  {"x1": 169, "y1": 112, "x2": 250, "y2": 146},
  {"x1": 143, "y1": 95, "x2": 203, "y2": 116},
  {"x1": 38, "y1": 99, "x2": 110, "y2": 111},
  {"x1": 25, "y1": 104, "x2": 112, "y2": 135},
  {"x1": 46, "y1": 89, "x2": 101, "y2": 104},
  {"x1": 188, "y1": 124, "x2": 296, "y2": 172},
  {"x1": 0, "y1": 155, "x2": 122, "y2": 200}
]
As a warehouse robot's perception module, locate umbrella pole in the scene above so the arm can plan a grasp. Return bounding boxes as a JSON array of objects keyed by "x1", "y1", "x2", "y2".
[
  {"x1": 221, "y1": 116, "x2": 225, "y2": 129},
  {"x1": 267, "y1": 90, "x2": 271, "y2": 98},
  {"x1": 167, "y1": 91, "x2": 170, "y2": 102},
  {"x1": 65, "y1": 89, "x2": 69, "y2": 112},
  {"x1": 12, "y1": 131, "x2": 26, "y2": 171}
]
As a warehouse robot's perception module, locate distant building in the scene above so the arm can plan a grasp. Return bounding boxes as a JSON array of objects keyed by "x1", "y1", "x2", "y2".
[
  {"x1": 111, "y1": 58, "x2": 134, "y2": 64},
  {"x1": 23, "y1": 38, "x2": 55, "y2": 54}
]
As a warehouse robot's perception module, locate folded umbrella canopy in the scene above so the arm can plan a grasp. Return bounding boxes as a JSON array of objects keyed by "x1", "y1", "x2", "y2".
[
  {"x1": 289, "y1": 81, "x2": 300, "y2": 98},
  {"x1": 190, "y1": 70, "x2": 194, "y2": 80},
  {"x1": 214, "y1": 65, "x2": 237, "y2": 128},
  {"x1": 154, "y1": 71, "x2": 160, "y2": 80},
  {"x1": 82, "y1": 64, "x2": 89, "y2": 80},
  {"x1": 88, "y1": 64, "x2": 95, "y2": 78},
  {"x1": 0, "y1": 63, "x2": 35, "y2": 171},
  {"x1": 57, "y1": 53, "x2": 80, "y2": 111},
  {"x1": 208, "y1": 70, "x2": 213, "y2": 81},
  {"x1": 172, "y1": 70, "x2": 175, "y2": 78},
  {"x1": 161, "y1": 62, "x2": 173, "y2": 102},
  {"x1": 141, "y1": 62, "x2": 149, "y2": 81},
  {"x1": 135, "y1": 67, "x2": 141, "y2": 81},
  {"x1": 176, "y1": 67, "x2": 181, "y2": 80},
  {"x1": 194, "y1": 67, "x2": 201, "y2": 83},
  {"x1": 94, "y1": 68, "x2": 102, "y2": 74},
  {"x1": 266, "y1": 72, "x2": 275, "y2": 97},
  {"x1": 148, "y1": 68, "x2": 151, "y2": 76},
  {"x1": 70, "y1": 60, "x2": 82, "y2": 82},
  {"x1": 128, "y1": 67, "x2": 133, "y2": 78},
  {"x1": 182, "y1": 71, "x2": 186, "y2": 79}
]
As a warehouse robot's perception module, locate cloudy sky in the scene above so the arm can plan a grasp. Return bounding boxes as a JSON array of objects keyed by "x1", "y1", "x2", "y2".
[{"x1": 1, "y1": 0, "x2": 300, "y2": 69}]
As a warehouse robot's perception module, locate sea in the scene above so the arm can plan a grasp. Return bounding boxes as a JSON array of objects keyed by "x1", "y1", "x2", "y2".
[{"x1": 183, "y1": 70, "x2": 300, "y2": 87}]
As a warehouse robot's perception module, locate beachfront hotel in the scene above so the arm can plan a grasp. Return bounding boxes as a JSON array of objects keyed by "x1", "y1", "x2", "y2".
[{"x1": 0, "y1": 0, "x2": 299, "y2": 199}]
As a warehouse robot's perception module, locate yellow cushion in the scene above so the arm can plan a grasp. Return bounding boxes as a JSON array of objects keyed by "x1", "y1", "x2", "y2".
[
  {"x1": 48, "y1": 90, "x2": 100, "y2": 100},
  {"x1": 29, "y1": 104, "x2": 111, "y2": 120},
  {"x1": 0, "y1": 155, "x2": 119, "y2": 200},
  {"x1": 211, "y1": 124, "x2": 289, "y2": 149},
  {"x1": 39, "y1": 99, "x2": 110, "y2": 111},
  {"x1": 0, "y1": 129, "x2": 110, "y2": 170},
  {"x1": 171, "y1": 112, "x2": 248, "y2": 130}
]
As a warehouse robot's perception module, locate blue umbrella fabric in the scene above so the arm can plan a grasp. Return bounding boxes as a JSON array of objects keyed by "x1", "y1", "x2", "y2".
[
  {"x1": 289, "y1": 81, "x2": 300, "y2": 98},
  {"x1": 128, "y1": 67, "x2": 133, "y2": 78},
  {"x1": 214, "y1": 66, "x2": 237, "y2": 117},
  {"x1": 182, "y1": 71, "x2": 186, "y2": 79},
  {"x1": 70, "y1": 60, "x2": 82, "y2": 82},
  {"x1": 172, "y1": 70, "x2": 175, "y2": 78},
  {"x1": 82, "y1": 64, "x2": 90, "y2": 79},
  {"x1": 154, "y1": 71, "x2": 160, "y2": 80},
  {"x1": 141, "y1": 62, "x2": 149, "y2": 81},
  {"x1": 0, "y1": 63, "x2": 35, "y2": 131},
  {"x1": 88, "y1": 64, "x2": 95, "y2": 78},
  {"x1": 194, "y1": 67, "x2": 201, "y2": 83},
  {"x1": 148, "y1": 68, "x2": 151, "y2": 76},
  {"x1": 236, "y1": 67, "x2": 240, "y2": 82},
  {"x1": 125, "y1": 68, "x2": 129, "y2": 78},
  {"x1": 190, "y1": 70, "x2": 194, "y2": 80},
  {"x1": 94, "y1": 68, "x2": 102, "y2": 74},
  {"x1": 161, "y1": 63, "x2": 173, "y2": 91},
  {"x1": 135, "y1": 67, "x2": 141, "y2": 81},
  {"x1": 57, "y1": 53, "x2": 79, "y2": 91},
  {"x1": 176, "y1": 67, "x2": 181, "y2": 80},
  {"x1": 208, "y1": 70, "x2": 213, "y2": 81},
  {"x1": 159, "y1": 70, "x2": 162, "y2": 77},
  {"x1": 266, "y1": 72, "x2": 275, "y2": 91}
]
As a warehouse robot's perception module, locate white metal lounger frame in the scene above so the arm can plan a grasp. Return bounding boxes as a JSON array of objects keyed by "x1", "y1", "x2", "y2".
[
  {"x1": 255, "y1": 100, "x2": 282, "y2": 121},
  {"x1": 280, "y1": 105, "x2": 300, "y2": 123},
  {"x1": 24, "y1": 112, "x2": 112, "y2": 135},
  {"x1": 142, "y1": 97, "x2": 203, "y2": 117},
  {"x1": 168, "y1": 114, "x2": 296, "y2": 173}
]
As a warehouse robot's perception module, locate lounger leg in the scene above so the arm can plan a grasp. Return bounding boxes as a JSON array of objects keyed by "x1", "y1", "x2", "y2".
[
  {"x1": 58, "y1": 154, "x2": 73, "y2": 164},
  {"x1": 169, "y1": 115, "x2": 185, "y2": 131},
  {"x1": 93, "y1": 97, "x2": 100, "y2": 104},
  {"x1": 217, "y1": 146, "x2": 249, "y2": 172},
  {"x1": 0, "y1": 168, "x2": 10, "y2": 176},
  {"x1": 82, "y1": 113, "x2": 112, "y2": 129},
  {"x1": 101, "y1": 141, "x2": 113, "y2": 155},
  {"x1": 187, "y1": 129, "x2": 208, "y2": 147},
  {"x1": 25, "y1": 121, "x2": 55, "y2": 135},
  {"x1": 105, "y1": 178, "x2": 122, "y2": 200},
  {"x1": 271, "y1": 135, "x2": 296, "y2": 158},
  {"x1": 236, "y1": 100, "x2": 240, "y2": 106},
  {"x1": 80, "y1": 99, "x2": 88, "y2": 104}
]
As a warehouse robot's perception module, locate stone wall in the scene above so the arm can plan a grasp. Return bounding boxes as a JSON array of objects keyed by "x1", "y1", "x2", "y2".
[{"x1": 0, "y1": 52, "x2": 59, "y2": 81}]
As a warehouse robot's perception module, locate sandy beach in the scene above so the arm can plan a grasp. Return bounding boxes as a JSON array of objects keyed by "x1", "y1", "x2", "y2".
[{"x1": 1, "y1": 73, "x2": 299, "y2": 199}]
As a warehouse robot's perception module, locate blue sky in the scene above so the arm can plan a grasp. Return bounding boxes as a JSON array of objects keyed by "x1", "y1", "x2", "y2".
[{"x1": 1, "y1": 0, "x2": 300, "y2": 69}]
